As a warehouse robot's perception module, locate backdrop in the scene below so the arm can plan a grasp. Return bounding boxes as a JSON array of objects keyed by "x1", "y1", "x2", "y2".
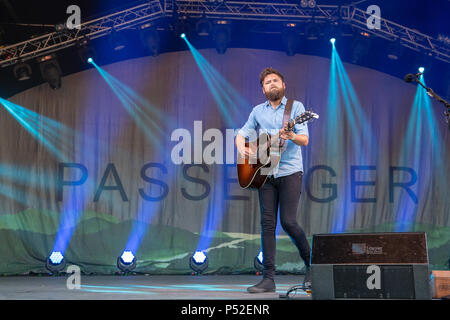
[{"x1": 0, "y1": 48, "x2": 449, "y2": 275}]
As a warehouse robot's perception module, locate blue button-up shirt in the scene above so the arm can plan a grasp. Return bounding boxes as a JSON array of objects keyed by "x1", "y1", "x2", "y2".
[{"x1": 238, "y1": 96, "x2": 308, "y2": 178}]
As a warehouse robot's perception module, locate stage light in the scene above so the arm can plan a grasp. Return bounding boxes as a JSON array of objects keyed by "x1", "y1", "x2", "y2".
[
  {"x1": 301, "y1": 0, "x2": 316, "y2": 8},
  {"x1": 193, "y1": 251, "x2": 207, "y2": 264},
  {"x1": 55, "y1": 24, "x2": 66, "y2": 33},
  {"x1": 140, "y1": 28, "x2": 160, "y2": 57},
  {"x1": 121, "y1": 251, "x2": 135, "y2": 264},
  {"x1": 419, "y1": 67, "x2": 425, "y2": 73},
  {"x1": 13, "y1": 63, "x2": 32, "y2": 81},
  {"x1": 46, "y1": 251, "x2": 66, "y2": 273},
  {"x1": 330, "y1": 38, "x2": 336, "y2": 44},
  {"x1": 117, "y1": 250, "x2": 137, "y2": 272},
  {"x1": 323, "y1": 20, "x2": 342, "y2": 45},
  {"x1": 282, "y1": 28, "x2": 300, "y2": 56},
  {"x1": 189, "y1": 251, "x2": 208, "y2": 274},
  {"x1": 87, "y1": 57, "x2": 93, "y2": 64},
  {"x1": 196, "y1": 18, "x2": 212, "y2": 36},
  {"x1": 351, "y1": 36, "x2": 370, "y2": 64},
  {"x1": 77, "y1": 40, "x2": 97, "y2": 65},
  {"x1": 110, "y1": 30, "x2": 126, "y2": 51},
  {"x1": 176, "y1": 16, "x2": 192, "y2": 40},
  {"x1": 50, "y1": 251, "x2": 64, "y2": 264},
  {"x1": 213, "y1": 25, "x2": 230, "y2": 54},
  {"x1": 254, "y1": 251, "x2": 264, "y2": 272},
  {"x1": 37, "y1": 54, "x2": 62, "y2": 89},
  {"x1": 305, "y1": 22, "x2": 321, "y2": 41},
  {"x1": 386, "y1": 41, "x2": 403, "y2": 60}
]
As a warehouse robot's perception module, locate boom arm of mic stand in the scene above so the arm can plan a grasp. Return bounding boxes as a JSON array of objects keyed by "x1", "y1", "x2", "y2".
[{"x1": 414, "y1": 78, "x2": 450, "y2": 127}]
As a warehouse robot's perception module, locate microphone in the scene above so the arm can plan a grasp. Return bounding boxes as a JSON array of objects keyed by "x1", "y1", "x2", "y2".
[
  {"x1": 404, "y1": 73, "x2": 415, "y2": 83},
  {"x1": 404, "y1": 72, "x2": 423, "y2": 83}
]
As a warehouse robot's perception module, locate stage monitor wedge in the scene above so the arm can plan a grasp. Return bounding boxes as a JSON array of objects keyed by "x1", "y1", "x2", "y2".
[{"x1": 311, "y1": 232, "x2": 432, "y2": 300}]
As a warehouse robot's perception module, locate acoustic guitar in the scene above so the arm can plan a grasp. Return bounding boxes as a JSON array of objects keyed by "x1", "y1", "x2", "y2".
[{"x1": 236, "y1": 110, "x2": 319, "y2": 189}]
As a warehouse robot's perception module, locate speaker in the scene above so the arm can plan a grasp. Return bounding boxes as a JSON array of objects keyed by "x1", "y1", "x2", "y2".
[{"x1": 311, "y1": 232, "x2": 431, "y2": 300}]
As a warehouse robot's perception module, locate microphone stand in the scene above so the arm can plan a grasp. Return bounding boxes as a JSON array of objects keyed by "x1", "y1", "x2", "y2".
[{"x1": 413, "y1": 76, "x2": 450, "y2": 129}]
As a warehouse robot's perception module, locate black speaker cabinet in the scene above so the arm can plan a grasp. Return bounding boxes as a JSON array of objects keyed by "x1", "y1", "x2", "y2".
[{"x1": 311, "y1": 232, "x2": 431, "y2": 300}]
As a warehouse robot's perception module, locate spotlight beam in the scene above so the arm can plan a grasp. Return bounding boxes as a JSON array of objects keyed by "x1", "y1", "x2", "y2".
[
  {"x1": 89, "y1": 60, "x2": 165, "y2": 147},
  {"x1": 181, "y1": 36, "x2": 249, "y2": 128},
  {"x1": 395, "y1": 74, "x2": 449, "y2": 231},
  {"x1": 0, "y1": 98, "x2": 69, "y2": 162},
  {"x1": 328, "y1": 43, "x2": 375, "y2": 233}
]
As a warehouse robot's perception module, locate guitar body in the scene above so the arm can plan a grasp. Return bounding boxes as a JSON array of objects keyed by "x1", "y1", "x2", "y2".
[
  {"x1": 236, "y1": 109, "x2": 319, "y2": 189},
  {"x1": 236, "y1": 132, "x2": 280, "y2": 189}
]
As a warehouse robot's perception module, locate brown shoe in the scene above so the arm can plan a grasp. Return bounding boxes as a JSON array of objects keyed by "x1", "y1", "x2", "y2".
[{"x1": 247, "y1": 278, "x2": 276, "y2": 293}]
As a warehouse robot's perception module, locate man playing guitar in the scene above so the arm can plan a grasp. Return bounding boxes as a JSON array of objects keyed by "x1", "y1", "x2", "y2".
[{"x1": 235, "y1": 67, "x2": 311, "y2": 293}]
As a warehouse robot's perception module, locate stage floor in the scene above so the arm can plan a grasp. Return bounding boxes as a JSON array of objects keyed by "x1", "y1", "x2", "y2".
[{"x1": 0, "y1": 274, "x2": 311, "y2": 300}]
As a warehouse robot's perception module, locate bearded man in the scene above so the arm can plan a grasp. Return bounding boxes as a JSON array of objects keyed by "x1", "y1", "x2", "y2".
[{"x1": 235, "y1": 67, "x2": 311, "y2": 293}]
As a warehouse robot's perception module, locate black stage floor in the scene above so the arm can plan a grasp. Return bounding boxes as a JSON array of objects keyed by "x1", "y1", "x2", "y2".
[{"x1": 0, "y1": 274, "x2": 311, "y2": 300}]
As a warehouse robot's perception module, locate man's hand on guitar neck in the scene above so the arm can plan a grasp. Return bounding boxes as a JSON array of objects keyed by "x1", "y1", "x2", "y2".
[
  {"x1": 278, "y1": 122, "x2": 309, "y2": 146},
  {"x1": 279, "y1": 127, "x2": 295, "y2": 141}
]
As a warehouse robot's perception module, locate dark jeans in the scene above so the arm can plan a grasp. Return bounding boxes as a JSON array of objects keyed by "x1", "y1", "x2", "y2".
[{"x1": 258, "y1": 171, "x2": 311, "y2": 279}]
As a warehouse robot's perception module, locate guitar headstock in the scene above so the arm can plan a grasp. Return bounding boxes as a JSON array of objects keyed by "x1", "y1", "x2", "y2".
[{"x1": 287, "y1": 110, "x2": 319, "y2": 129}]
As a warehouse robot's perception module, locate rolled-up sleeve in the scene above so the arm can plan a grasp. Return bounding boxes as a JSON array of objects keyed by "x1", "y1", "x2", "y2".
[
  {"x1": 238, "y1": 108, "x2": 258, "y2": 139},
  {"x1": 293, "y1": 101, "x2": 309, "y2": 137}
]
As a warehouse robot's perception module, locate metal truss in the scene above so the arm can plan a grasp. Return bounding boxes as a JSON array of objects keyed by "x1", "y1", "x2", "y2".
[
  {"x1": 0, "y1": 1, "x2": 165, "y2": 67},
  {"x1": 167, "y1": 1, "x2": 349, "y2": 22},
  {"x1": 1, "y1": 0, "x2": 449, "y2": 68},
  {"x1": 348, "y1": 7, "x2": 450, "y2": 64}
]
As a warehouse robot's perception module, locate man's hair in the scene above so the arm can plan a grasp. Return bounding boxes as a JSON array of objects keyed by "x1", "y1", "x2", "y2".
[{"x1": 259, "y1": 67, "x2": 284, "y2": 86}]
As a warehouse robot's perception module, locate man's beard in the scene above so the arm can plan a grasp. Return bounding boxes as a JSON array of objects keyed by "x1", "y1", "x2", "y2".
[{"x1": 264, "y1": 87, "x2": 285, "y2": 101}]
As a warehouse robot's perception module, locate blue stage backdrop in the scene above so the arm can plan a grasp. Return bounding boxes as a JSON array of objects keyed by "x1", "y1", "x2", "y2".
[{"x1": 0, "y1": 48, "x2": 449, "y2": 275}]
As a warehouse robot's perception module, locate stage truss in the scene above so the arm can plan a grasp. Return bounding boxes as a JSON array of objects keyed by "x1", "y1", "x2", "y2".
[{"x1": 1, "y1": 0, "x2": 449, "y2": 67}]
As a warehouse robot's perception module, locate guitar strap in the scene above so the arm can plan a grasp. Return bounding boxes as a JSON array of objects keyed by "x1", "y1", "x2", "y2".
[{"x1": 279, "y1": 99, "x2": 293, "y2": 151}]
